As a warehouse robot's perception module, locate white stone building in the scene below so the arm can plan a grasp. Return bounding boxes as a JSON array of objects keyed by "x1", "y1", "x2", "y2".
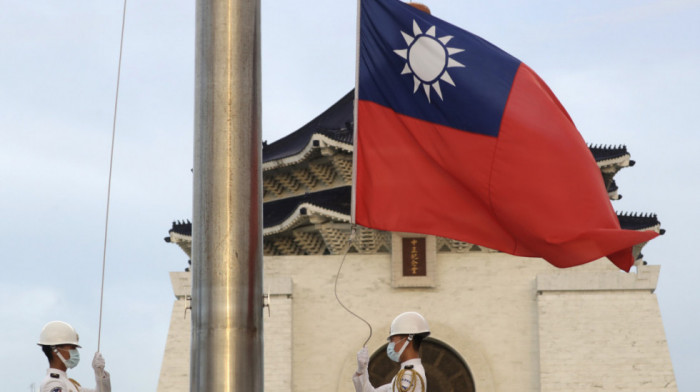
[{"x1": 159, "y1": 91, "x2": 676, "y2": 392}]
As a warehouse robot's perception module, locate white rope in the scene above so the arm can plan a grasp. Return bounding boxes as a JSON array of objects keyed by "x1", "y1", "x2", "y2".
[
  {"x1": 333, "y1": 225, "x2": 373, "y2": 347},
  {"x1": 98, "y1": 0, "x2": 128, "y2": 352}
]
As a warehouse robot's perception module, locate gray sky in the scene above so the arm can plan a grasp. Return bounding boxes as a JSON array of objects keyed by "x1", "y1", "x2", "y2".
[{"x1": 2, "y1": 1, "x2": 698, "y2": 391}]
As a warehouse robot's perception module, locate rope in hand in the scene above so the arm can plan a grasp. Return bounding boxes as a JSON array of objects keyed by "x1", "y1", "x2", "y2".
[
  {"x1": 334, "y1": 225, "x2": 373, "y2": 347},
  {"x1": 97, "y1": 0, "x2": 128, "y2": 352}
]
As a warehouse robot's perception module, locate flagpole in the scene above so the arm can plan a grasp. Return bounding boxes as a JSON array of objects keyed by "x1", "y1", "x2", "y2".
[
  {"x1": 351, "y1": 0, "x2": 362, "y2": 224},
  {"x1": 191, "y1": 0, "x2": 263, "y2": 391}
]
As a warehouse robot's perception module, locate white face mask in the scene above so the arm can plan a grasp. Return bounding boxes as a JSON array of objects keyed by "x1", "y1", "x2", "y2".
[
  {"x1": 56, "y1": 348, "x2": 80, "y2": 369},
  {"x1": 386, "y1": 337, "x2": 408, "y2": 362}
]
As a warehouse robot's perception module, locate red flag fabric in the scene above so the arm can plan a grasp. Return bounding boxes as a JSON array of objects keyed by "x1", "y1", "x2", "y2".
[{"x1": 352, "y1": 0, "x2": 658, "y2": 271}]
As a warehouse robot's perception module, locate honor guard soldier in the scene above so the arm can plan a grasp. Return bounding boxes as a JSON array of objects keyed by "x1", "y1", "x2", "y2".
[
  {"x1": 37, "y1": 321, "x2": 111, "y2": 392},
  {"x1": 353, "y1": 311, "x2": 430, "y2": 392}
]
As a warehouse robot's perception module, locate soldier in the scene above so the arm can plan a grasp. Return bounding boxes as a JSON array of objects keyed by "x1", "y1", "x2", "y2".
[
  {"x1": 353, "y1": 311, "x2": 430, "y2": 392},
  {"x1": 37, "y1": 321, "x2": 111, "y2": 392}
]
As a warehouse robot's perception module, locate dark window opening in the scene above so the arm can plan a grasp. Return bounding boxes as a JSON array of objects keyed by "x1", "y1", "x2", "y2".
[{"x1": 368, "y1": 337, "x2": 475, "y2": 392}]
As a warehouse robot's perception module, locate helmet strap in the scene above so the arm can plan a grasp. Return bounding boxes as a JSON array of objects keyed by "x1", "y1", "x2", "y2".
[
  {"x1": 53, "y1": 347, "x2": 69, "y2": 368},
  {"x1": 396, "y1": 334, "x2": 414, "y2": 361}
]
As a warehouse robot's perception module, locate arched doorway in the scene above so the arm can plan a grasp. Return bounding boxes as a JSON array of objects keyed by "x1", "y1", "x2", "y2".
[{"x1": 368, "y1": 337, "x2": 475, "y2": 392}]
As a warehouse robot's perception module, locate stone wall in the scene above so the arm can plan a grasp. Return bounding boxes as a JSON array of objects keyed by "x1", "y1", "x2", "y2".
[
  {"x1": 157, "y1": 272, "x2": 191, "y2": 392},
  {"x1": 158, "y1": 251, "x2": 677, "y2": 392},
  {"x1": 537, "y1": 266, "x2": 677, "y2": 391}
]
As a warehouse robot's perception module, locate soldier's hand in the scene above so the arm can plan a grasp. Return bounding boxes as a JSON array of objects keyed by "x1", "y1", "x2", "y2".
[
  {"x1": 356, "y1": 347, "x2": 369, "y2": 374},
  {"x1": 92, "y1": 352, "x2": 106, "y2": 376}
]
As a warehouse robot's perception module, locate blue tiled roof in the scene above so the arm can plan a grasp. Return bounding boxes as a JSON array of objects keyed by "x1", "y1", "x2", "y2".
[{"x1": 263, "y1": 90, "x2": 354, "y2": 162}]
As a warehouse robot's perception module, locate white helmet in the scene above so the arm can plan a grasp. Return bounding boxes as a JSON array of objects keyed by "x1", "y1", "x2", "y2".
[
  {"x1": 389, "y1": 311, "x2": 430, "y2": 338},
  {"x1": 37, "y1": 321, "x2": 81, "y2": 347}
]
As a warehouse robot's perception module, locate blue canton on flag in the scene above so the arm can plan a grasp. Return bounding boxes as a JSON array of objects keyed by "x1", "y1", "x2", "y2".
[{"x1": 359, "y1": 0, "x2": 520, "y2": 136}]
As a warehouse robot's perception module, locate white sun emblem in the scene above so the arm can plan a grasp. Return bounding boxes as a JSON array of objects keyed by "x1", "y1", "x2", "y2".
[{"x1": 394, "y1": 20, "x2": 465, "y2": 102}]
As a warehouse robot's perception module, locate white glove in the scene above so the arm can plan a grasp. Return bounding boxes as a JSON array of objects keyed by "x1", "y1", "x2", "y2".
[
  {"x1": 356, "y1": 347, "x2": 369, "y2": 375},
  {"x1": 92, "y1": 352, "x2": 106, "y2": 376}
]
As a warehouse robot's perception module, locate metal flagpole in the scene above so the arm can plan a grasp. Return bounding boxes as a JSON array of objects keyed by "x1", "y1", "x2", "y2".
[
  {"x1": 191, "y1": 0, "x2": 263, "y2": 390},
  {"x1": 351, "y1": 0, "x2": 362, "y2": 224}
]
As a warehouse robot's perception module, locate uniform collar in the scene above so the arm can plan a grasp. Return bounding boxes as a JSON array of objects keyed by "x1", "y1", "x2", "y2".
[
  {"x1": 400, "y1": 358, "x2": 422, "y2": 368},
  {"x1": 47, "y1": 368, "x2": 68, "y2": 377}
]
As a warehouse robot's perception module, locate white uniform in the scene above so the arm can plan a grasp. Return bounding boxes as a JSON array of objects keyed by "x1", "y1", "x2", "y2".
[
  {"x1": 40, "y1": 368, "x2": 111, "y2": 392},
  {"x1": 353, "y1": 358, "x2": 427, "y2": 392}
]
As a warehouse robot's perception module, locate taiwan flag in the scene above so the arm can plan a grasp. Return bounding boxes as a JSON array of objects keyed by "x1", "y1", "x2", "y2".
[{"x1": 351, "y1": 0, "x2": 658, "y2": 271}]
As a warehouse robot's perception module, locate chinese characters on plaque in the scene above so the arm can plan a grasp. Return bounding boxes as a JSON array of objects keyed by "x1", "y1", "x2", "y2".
[
  {"x1": 402, "y1": 237, "x2": 427, "y2": 276},
  {"x1": 392, "y1": 233, "x2": 435, "y2": 288}
]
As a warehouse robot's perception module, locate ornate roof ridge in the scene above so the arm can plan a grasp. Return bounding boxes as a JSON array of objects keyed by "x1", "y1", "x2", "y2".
[
  {"x1": 263, "y1": 186, "x2": 351, "y2": 229},
  {"x1": 166, "y1": 220, "x2": 191, "y2": 238},
  {"x1": 262, "y1": 202, "x2": 351, "y2": 237},
  {"x1": 262, "y1": 133, "x2": 352, "y2": 172},
  {"x1": 263, "y1": 90, "x2": 354, "y2": 163},
  {"x1": 617, "y1": 212, "x2": 665, "y2": 233},
  {"x1": 589, "y1": 144, "x2": 634, "y2": 164}
]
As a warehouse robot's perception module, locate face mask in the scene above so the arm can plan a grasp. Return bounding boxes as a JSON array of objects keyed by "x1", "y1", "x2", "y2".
[
  {"x1": 66, "y1": 349, "x2": 80, "y2": 368},
  {"x1": 56, "y1": 348, "x2": 81, "y2": 369},
  {"x1": 386, "y1": 337, "x2": 408, "y2": 362},
  {"x1": 386, "y1": 342, "x2": 400, "y2": 362}
]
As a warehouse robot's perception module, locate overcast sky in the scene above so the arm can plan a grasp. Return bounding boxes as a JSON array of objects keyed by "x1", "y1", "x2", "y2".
[{"x1": 2, "y1": 1, "x2": 698, "y2": 391}]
